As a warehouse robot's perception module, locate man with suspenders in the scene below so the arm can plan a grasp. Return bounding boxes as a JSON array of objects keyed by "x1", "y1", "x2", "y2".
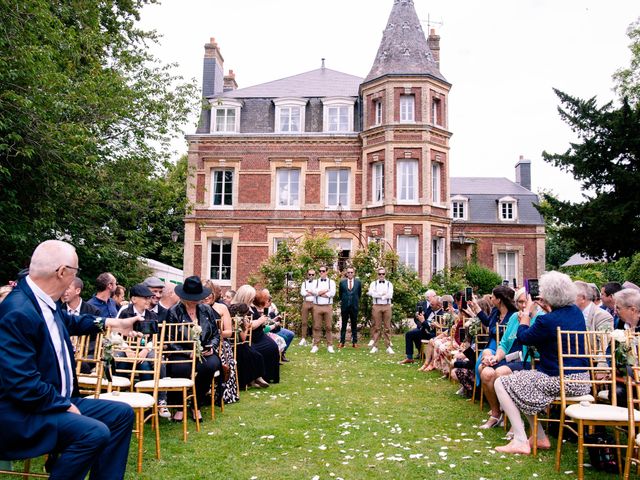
[
  {"x1": 367, "y1": 267, "x2": 394, "y2": 354},
  {"x1": 309, "y1": 266, "x2": 336, "y2": 353},
  {"x1": 298, "y1": 268, "x2": 317, "y2": 346}
]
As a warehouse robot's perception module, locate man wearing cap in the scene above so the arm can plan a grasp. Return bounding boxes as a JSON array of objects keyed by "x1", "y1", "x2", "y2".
[
  {"x1": 309, "y1": 266, "x2": 336, "y2": 354},
  {"x1": 298, "y1": 268, "x2": 316, "y2": 346},
  {"x1": 0, "y1": 240, "x2": 142, "y2": 479},
  {"x1": 367, "y1": 267, "x2": 394, "y2": 354},
  {"x1": 143, "y1": 276, "x2": 168, "y2": 321}
]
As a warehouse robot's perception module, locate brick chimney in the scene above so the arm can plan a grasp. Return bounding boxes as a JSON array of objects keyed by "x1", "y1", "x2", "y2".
[
  {"x1": 427, "y1": 28, "x2": 440, "y2": 68},
  {"x1": 197, "y1": 37, "x2": 225, "y2": 133},
  {"x1": 223, "y1": 69, "x2": 238, "y2": 92},
  {"x1": 515, "y1": 155, "x2": 532, "y2": 191}
]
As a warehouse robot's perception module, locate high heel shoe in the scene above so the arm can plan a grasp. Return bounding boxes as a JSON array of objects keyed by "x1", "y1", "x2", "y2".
[
  {"x1": 479, "y1": 413, "x2": 503, "y2": 429},
  {"x1": 255, "y1": 378, "x2": 270, "y2": 388}
]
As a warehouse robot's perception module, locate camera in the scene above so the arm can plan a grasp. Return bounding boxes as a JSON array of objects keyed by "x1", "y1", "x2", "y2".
[
  {"x1": 417, "y1": 305, "x2": 423, "y2": 314},
  {"x1": 527, "y1": 279, "x2": 540, "y2": 300},
  {"x1": 442, "y1": 300, "x2": 449, "y2": 310},
  {"x1": 464, "y1": 286, "x2": 473, "y2": 301}
]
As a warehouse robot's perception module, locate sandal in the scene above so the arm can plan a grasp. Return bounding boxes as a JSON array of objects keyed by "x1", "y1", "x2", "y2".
[
  {"x1": 172, "y1": 411, "x2": 184, "y2": 422},
  {"x1": 479, "y1": 413, "x2": 503, "y2": 429}
]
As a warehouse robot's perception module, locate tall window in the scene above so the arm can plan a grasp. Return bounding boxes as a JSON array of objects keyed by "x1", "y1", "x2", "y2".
[
  {"x1": 214, "y1": 108, "x2": 236, "y2": 132},
  {"x1": 431, "y1": 162, "x2": 441, "y2": 203},
  {"x1": 397, "y1": 235, "x2": 418, "y2": 271},
  {"x1": 400, "y1": 94, "x2": 415, "y2": 122},
  {"x1": 431, "y1": 237, "x2": 445, "y2": 275},
  {"x1": 373, "y1": 162, "x2": 384, "y2": 203},
  {"x1": 211, "y1": 169, "x2": 233, "y2": 206},
  {"x1": 210, "y1": 239, "x2": 232, "y2": 281},
  {"x1": 277, "y1": 168, "x2": 300, "y2": 208},
  {"x1": 498, "y1": 251, "x2": 517, "y2": 283},
  {"x1": 326, "y1": 168, "x2": 349, "y2": 207},
  {"x1": 397, "y1": 159, "x2": 418, "y2": 202},
  {"x1": 375, "y1": 100, "x2": 382, "y2": 125},
  {"x1": 431, "y1": 98, "x2": 442, "y2": 126},
  {"x1": 327, "y1": 106, "x2": 349, "y2": 132}
]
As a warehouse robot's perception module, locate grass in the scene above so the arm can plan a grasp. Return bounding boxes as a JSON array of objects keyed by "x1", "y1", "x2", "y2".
[
  {"x1": 122, "y1": 335, "x2": 620, "y2": 479},
  {"x1": 4, "y1": 335, "x2": 617, "y2": 479}
]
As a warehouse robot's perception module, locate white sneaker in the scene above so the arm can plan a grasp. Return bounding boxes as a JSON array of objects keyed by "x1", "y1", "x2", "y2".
[
  {"x1": 158, "y1": 400, "x2": 171, "y2": 419},
  {"x1": 367, "y1": 340, "x2": 374, "y2": 347},
  {"x1": 310, "y1": 346, "x2": 319, "y2": 353},
  {"x1": 370, "y1": 346, "x2": 379, "y2": 354},
  {"x1": 386, "y1": 347, "x2": 395, "y2": 355},
  {"x1": 299, "y1": 338, "x2": 308, "y2": 347},
  {"x1": 327, "y1": 346, "x2": 335, "y2": 354}
]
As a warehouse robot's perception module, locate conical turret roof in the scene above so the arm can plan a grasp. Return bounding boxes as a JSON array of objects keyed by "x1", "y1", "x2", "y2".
[{"x1": 364, "y1": 0, "x2": 446, "y2": 84}]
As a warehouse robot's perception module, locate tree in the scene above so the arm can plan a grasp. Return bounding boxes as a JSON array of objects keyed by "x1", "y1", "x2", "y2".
[
  {"x1": 614, "y1": 18, "x2": 640, "y2": 105},
  {"x1": 0, "y1": 1, "x2": 198, "y2": 286},
  {"x1": 537, "y1": 90, "x2": 640, "y2": 260},
  {"x1": 537, "y1": 193, "x2": 575, "y2": 269}
]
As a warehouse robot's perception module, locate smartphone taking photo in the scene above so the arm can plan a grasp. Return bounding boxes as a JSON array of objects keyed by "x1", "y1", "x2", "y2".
[{"x1": 526, "y1": 279, "x2": 540, "y2": 300}]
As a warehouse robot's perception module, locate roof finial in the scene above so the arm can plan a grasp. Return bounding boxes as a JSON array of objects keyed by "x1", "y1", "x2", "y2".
[{"x1": 321, "y1": 58, "x2": 325, "y2": 69}]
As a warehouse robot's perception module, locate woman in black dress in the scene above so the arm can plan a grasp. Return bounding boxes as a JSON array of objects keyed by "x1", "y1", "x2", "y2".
[
  {"x1": 232, "y1": 285, "x2": 280, "y2": 384},
  {"x1": 228, "y1": 302, "x2": 269, "y2": 388}
]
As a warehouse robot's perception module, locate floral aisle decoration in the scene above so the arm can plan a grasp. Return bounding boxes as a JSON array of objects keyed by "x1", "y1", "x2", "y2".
[
  {"x1": 101, "y1": 332, "x2": 124, "y2": 382},
  {"x1": 610, "y1": 329, "x2": 637, "y2": 376},
  {"x1": 190, "y1": 324, "x2": 204, "y2": 362}
]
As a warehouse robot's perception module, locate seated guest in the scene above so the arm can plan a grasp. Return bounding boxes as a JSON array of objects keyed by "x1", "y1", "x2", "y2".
[
  {"x1": 494, "y1": 271, "x2": 590, "y2": 455},
  {"x1": 112, "y1": 284, "x2": 127, "y2": 310},
  {"x1": 400, "y1": 290, "x2": 437, "y2": 365},
  {"x1": 228, "y1": 302, "x2": 270, "y2": 389},
  {"x1": 61, "y1": 277, "x2": 101, "y2": 316},
  {"x1": 87, "y1": 272, "x2": 119, "y2": 317},
  {"x1": 222, "y1": 289, "x2": 235, "y2": 306},
  {"x1": 143, "y1": 276, "x2": 167, "y2": 320},
  {"x1": 478, "y1": 287, "x2": 533, "y2": 429},
  {"x1": 263, "y1": 289, "x2": 295, "y2": 362},
  {"x1": 203, "y1": 280, "x2": 239, "y2": 405},
  {"x1": 232, "y1": 286, "x2": 280, "y2": 384},
  {"x1": 165, "y1": 276, "x2": 222, "y2": 422},
  {"x1": 0, "y1": 240, "x2": 138, "y2": 479},
  {"x1": 615, "y1": 288, "x2": 640, "y2": 331},
  {"x1": 253, "y1": 290, "x2": 287, "y2": 360}
]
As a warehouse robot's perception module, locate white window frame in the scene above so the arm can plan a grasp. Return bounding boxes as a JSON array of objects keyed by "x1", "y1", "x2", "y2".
[
  {"x1": 209, "y1": 238, "x2": 232, "y2": 282},
  {"x1": 400, "y1": 94, "x2": 415, "y2": 123},
  {"x1": 451, "y1": 195, "x2": 468, "y2": 220},
  {"x1": 276, "y1": 168, "x2": 301, "y2": 209},
  {"x1": 375, "y1": 100, "x2": 383, "y2": 125},
  {"x1": 274, "y1": 97, "x2": 306, "y2": 133},
  {"x1": 498, "y1": 196, "x2": 518, "y2": 221},
  {"x1": 326, "y1": 168, "x2": 350, "y2": 208},
  {"x1": 431, "y1": 237, "x2": 445, "y2": 275},
  {"x1": 497, "y1": 251, "x2": 518, "y2": 284},
  {"x1": 397, "y1": 159, "x2": 418, "y2": 203},
  {"x1": 209, "y1": 98, "x2": 242, "y2": 133},
  {"x1": 210, "y1": 169, "x2": 234, "y2": 208},
  {"x1": 431, "y1": 162, "x2": 441, "y2": 204},
  {"x1": 322, "y1": 97, "x2": 354, "y2": 132},
  {"x1": 397, "y1": 235, "x2": 419, "y2": 272},
  {"x1": 372, "y1": 162, "x2": 384, "y2": 204}
]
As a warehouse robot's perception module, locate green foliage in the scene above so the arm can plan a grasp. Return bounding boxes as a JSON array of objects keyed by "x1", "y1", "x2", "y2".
[
  {"x1": 427, "y1": 266, "x2": 466, "y2": 295},
  {"x1": 464, "y1": 263, "x2": 504, "y2": 294},
  {"x1": 560, "y1": 255, "x2": 633, "y2": 286},
  {"x1": 0, "y1": 0, "x2": 198, "y2": 287},
  {"x1": 538, "y1": 90, "x2": 640, "y2": 261},
  {"x1": 614, "y1": 18, "x2": 640, "y2": 105}
]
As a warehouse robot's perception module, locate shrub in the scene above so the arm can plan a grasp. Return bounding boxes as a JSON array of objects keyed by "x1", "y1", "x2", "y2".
[{"x1": 464, "y1": 263, "x2": 503, "y2": 294}]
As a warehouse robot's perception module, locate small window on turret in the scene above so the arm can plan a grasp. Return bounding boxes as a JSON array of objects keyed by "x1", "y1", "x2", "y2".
[{"x1": 400, "y1": 95, "x2": 414, "y2": 123}]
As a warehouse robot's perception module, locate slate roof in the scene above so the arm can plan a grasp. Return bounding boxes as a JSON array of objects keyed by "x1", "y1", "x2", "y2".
[
  {"x1": 450, "y1": 177, "x2": 544, "y2": 225},
  {"x1": 364, "y1": 0, "x2": 446, "y2": 84},
  {"x1": 213, "y1": 68, "x2": 363, "y2": 99}
]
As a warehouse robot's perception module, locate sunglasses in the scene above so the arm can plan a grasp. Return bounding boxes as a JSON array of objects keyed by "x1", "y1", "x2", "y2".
[
  {"x1": 378, "y1": 272, "x2": 386, "y2": 276},
  {"x1": 319, "y1": 270, "x2": 327, "y2": 273},
  {"x1": 308, "y1": 273, "x2": 315, "y2": 276}
]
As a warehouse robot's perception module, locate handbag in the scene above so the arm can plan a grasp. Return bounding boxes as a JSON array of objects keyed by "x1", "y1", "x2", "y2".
[{"x1": 584, "y1": 432, "x2": 618, "y2": 472}]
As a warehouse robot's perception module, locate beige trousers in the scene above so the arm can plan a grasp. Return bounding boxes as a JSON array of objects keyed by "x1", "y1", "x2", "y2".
[
  {"x1": 312, "y1": 304, "x2": 333, "y2": 346},
  {"x1": 300, "y1": 301, "x2": 314, "y2": 338},
  {"x1": 370, "y1": 304, "x2": 392, "y2": 348}
]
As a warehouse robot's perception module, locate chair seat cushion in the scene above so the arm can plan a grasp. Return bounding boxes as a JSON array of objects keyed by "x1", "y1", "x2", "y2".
[
  {"x1": 97, "y1": 391, "x2": 155, "y2": 409},
  {"x1": 135, "y1": 377, "x2": 193, "y2": 389},
  {"x1": 565, "y1": 403, "x2": 640, "y2": 422},
  {"x1": 78, "y1": 375, "x2": 131, "y2": 388},
  {"x1": 554, "y1": 394, "x2": 595, "y2": 402}
]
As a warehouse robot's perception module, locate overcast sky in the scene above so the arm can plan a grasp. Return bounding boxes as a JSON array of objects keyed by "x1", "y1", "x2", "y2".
[{"x1": 139, "y1": 0, "x2": 638, "y2": 202}]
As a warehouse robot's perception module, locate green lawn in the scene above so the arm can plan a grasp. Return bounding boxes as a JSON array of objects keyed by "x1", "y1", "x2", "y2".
[{"x1": 115, "y1": 335, "x2": 619, "y2": 479}]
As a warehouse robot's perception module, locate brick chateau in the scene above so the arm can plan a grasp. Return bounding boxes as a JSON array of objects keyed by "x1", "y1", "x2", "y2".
[{"x1": 183, "y1": 0, "x2": 545, "y2": 289}]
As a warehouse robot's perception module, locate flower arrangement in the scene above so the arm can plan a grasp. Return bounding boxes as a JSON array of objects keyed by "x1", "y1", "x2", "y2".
[
  {"x1": 191, "y1": 324, "x2": 204, "y2": 362},
  {"x1": 464, "y1": 316, "x2": 482, "y2": 340},
  {"x1": 610, "y1": 329, "x2": 636, "y2": 373},
  {"x1": 101, "y1": 332, "x2": 124, "y2": 382},
  {"x1": 442, "y1": 312, "x2": 455, "y2": 329}
]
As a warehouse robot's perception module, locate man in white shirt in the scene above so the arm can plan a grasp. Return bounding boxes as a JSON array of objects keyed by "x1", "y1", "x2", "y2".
[
  {"x1": 61, "y1": 277, "x2": 101, "y2": 317},
  {"x1": 298, "y1": 268, "x2": 316, "y2": 346},
  {"x1": 310, "y1": 266, "x2": 336, "y2": 353},
  {"x1": 367, "y1": 267, "x2": 394, "y2": 354}
]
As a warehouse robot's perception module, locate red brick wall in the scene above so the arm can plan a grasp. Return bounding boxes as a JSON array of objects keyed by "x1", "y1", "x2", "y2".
[
  {"x1": 239, "y1": 173, "x2": 270, "y2": 204},
  {"x1": 305, "y1": 173, "x2": 320, "y2": 204}
]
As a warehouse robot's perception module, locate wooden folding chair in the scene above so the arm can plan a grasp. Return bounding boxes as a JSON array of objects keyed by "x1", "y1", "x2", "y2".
[
  {"x1": 94, "y1": 331, "x2": 160, "y2": 473},
  {"x1": 0, "y1": 458, "x2": 48, "y2": 478},
  {"x1": 75, "y1": 332, "x2": 131, "y2": 394},
  {"x1": 558, "y1": 329, "x2": 630, "y2": 479},
  {"x1": 624, "y1": 362, "x2": 640, "y2": 479},
  {"x1": 135, "y1": 321, "x2": 200, "y2": 442}
]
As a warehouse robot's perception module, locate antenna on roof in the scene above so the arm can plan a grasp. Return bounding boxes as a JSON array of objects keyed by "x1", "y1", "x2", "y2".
[
  {"x1": 321, "y1": 58, "x2": 325, "y2": 69},
  {"x1": 422, "y1": 13, "x2": 443, "y2": 30}
]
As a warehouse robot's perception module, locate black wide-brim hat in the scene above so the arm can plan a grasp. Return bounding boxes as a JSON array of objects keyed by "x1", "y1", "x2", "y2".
[{"x1": 175, "y1": 275, "x2": 211, "y2": 301}]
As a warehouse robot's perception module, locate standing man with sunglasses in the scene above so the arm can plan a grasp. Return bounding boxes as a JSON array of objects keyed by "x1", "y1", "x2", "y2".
[
  {"x1": 367, "y1": 267, "x2": 394, "y2": 354},
  {"x1": 338, "y1": 267, "x2": 362, "y2": 348},
  {"x1": 310, "y1": 266, "x2": 336, "y2": 353},
  {"x1": 298, "y1": 268, "x2": 316, "y2": 346}
]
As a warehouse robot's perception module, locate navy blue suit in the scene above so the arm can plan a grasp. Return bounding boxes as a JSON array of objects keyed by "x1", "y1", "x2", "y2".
[
  {"x1": 339, "y1": 277, "x2": 362, "y2": 344},
  {"x1": 0, "y1": 279, "x2": 134, "y2": 479},
  {"x1": 404, "y1": 300, "x2": 434, "y2": 359}
]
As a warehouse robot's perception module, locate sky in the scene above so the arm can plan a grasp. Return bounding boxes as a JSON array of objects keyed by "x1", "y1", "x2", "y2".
[{"x1": 139, "y1": 0, "x2": 638, "y2": 202}]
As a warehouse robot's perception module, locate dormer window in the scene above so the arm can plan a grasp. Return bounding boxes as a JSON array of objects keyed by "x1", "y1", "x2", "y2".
[
  {"x1": 451, "y1": 195, "x2": 468, "y2": 220},
  {"x1": 498, "y1": 196, "x2": 518, "y2": 221},
  {"x1": 210, "y1": 98, "x2": 242, "y2": 133},
  {"x1": 322, "y1": 97, "x2": 354, "y2": 132},
  {"x1": 274, "y1": 98, "x2": 307, "y2": 133}
]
